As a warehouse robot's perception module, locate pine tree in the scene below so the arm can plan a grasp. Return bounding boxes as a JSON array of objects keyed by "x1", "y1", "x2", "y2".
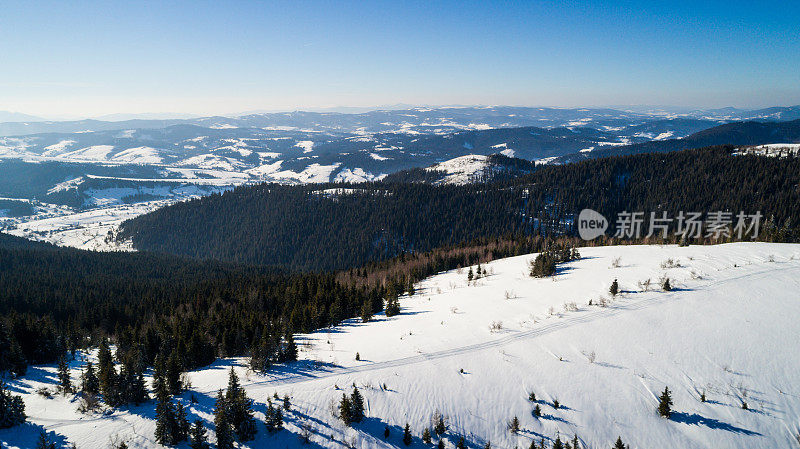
[
  {"x1": 613, "y1": 436, "x2": 627, "y2": 449},
  {"x1": 339, "y1": 393, "x2": 353, "y2": 426},
  {"x1": 97, "y1": 339, "x2": 118, "y2": 405},
  {"x1": 57, "y1": 354, "x2": 73, "y2": 394},
  {"x1": 528, "y1": 391, "x2": 536, "y2": 402},
  {"x1": 385, "y1": 296, "x2": 401, "y2": 317},
  {"x1": 154, "y1": 380, "x2": 178, "y2": 445},
  {"x1": 361, "y1": 300, "x2": 373, "y2": 322},
  {"x1": 81, "y1": 361, "x2": 99, "y2": 395},
  {"x1": 189, "y1": 420, "x2": 210, "y2": 449},
  {"x1": 509, "y1": 416, "x2": 520, "y2": 433},
  {"x1": 609, "y1": 279, "x2": 619, "y2": 296},
  {"x1": 438, "y1": 440, "x2": 445, "y2": 449},
  {"x1": 350, "y1": 386, "x2": 364, "y2": 422},
  {"x1": 433, "y1": 411, "x2": 446, "y2": 436},
  {"x1": 662, "y1": 278, "x2": 672, "y2": 291},
  {"x1": 176, "y1": 402, "x2": 190, "y2": 442},
  {"x1": 165, "y1": 350, "x2": 184, "y2": 395},
  {"x1": 422, "y1": 427, "x2": 432, "y2": 444},
  {"x1": 553, "y1": 435, "x2": 564, "y2": 449},
  {"x1": 457, "y1": 436, "x2": 466, "y2": 449},
  {"x1": 214, "y1": 390, "x2": 234, "y2": 449},
  {"x1": 283, "y1": 394, "x2": 291, "y2": 410},
  {"x1": 658, "y1": 386, "x2": 673, "y2": 418},
  {"x1": 468, "y1": 267, "x2": 474, "y2": 282},
  {"x1": 533, "y1": 404, "x2": 541, "y2": 417},
  {"x1": 572, "y1": 434, "x2": 580, "y2": 449},
  {"x1": 265, "y1": 400, "x2": 284, "y2": 433},
  {"x1": 0, "y1": 381, "x2": 26, "y2": 428},
  {"x1": 403, "y1": 423, "x2": 413, "y2": 445},
  {"x1": 225, "y1": 368, "x2": 256, "y2": 441},
  {"x1": 35, "y1": 431, "x2": 56, "y2": 449}
]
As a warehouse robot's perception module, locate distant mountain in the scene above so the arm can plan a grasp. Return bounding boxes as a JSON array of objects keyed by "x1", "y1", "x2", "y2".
[
  {"x1": 556, "y1": 119, "x2": 800, "y2": 163},
  {"x1": 0, "y1": 111, "x2": 46, "y2": 122},
  {"x1": 383, "y1": 154, "x2": 537, "y2": 185}
]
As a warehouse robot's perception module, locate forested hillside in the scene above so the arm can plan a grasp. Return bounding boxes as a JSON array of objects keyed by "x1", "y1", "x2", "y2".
[{"x1": 119, "y1": 146, "x2": 800, "y2": 271}]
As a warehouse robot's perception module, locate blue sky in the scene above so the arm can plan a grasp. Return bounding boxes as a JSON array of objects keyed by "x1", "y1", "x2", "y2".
[{"x1": 1, "y1": 0, "x2": 798, "y2": 117}]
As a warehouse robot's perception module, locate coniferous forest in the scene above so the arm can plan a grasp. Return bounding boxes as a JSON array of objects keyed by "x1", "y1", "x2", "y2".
[{"x1": 119, "y1": 146, "x2": 800, "y2": 271}]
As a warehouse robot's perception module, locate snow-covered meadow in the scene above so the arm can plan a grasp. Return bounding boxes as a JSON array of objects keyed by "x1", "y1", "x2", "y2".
[{"x1": 3, "y1": 243, "x2": 800, "y2": 448}]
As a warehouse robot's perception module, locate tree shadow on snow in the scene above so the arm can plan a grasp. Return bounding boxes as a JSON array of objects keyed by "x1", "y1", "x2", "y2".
[
  {"x1": 0, "y1": 422, "x2": 70, "y2": 448},
  {"x1": 670, "y1": 411, "x2": 760, "y2": 435}
]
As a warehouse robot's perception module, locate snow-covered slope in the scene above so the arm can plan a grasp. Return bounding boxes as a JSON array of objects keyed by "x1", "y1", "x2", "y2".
[
  {"x1": 425, "y1": 154, "x2": 490, "y2": 184},
  {"x1": 3, "y1": 243, "x2": 800, "y2": 448}
]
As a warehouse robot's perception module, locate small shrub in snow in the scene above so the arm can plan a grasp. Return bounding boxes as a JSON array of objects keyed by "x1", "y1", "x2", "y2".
[
  {"x1": 355, "y1": 352, "x2": 360, "y2": 361},
  {"x1": 552, "y1": 399, "x2": 560, "y2": 409},
  {"x1": 660, "y1": 258, "x2": 681, "y2": 269},
  {"x1": 563, "y1": 301, "x2": 578, "y2": 312},
  {"x1": 609, "y1": 279, "x2": 619, "y2": 296},
  {"x1": 768, "y1": 254, "x2": 775, "y2": 262},
  {"x1": 504, "y1": 290, "x2": 516, "y2": 300},
  {"x1": 662, "y1": 278, "x2": 672, "y2": 291},
  {"x1": 36, "y1": 387, "x2": 53, "y2": 398},
  {"x1": 596, "y1": 296, "x2": 610, "y2": 307},
  {"x1": 582, "y1": 350, "x2": 596, "y2": 363},
  {"x1": 690, "y1": 270, "x2": 702, "y2": 280},
  {"x1": 489, "y1": 321, "x2": 503, "y2": 333},
  {"x1": 637, "y1": 278, "x2": 651, "y2": 292},
  {"x1": 528, "y1": 391, "x2": 536, "y2": 402},
  {"x1": 77, "y1": 392, "x2": 102, "y2": 414},
  {"x1": 610, "y1": 256, "x2": 622, "y2": 268},
  {"x1": 548, "y1": 306, "x2": 556, "y2": 316}
]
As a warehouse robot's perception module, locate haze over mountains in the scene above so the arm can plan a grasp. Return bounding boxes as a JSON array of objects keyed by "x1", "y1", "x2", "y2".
[{"x1": 1, "y1": 105, "x2": 799, "y2": 251}]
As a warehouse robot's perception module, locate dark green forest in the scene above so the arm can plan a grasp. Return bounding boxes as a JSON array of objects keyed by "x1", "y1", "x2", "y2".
[{"x1": 119, "y1": 146, "x2": 800, "y2": 271}]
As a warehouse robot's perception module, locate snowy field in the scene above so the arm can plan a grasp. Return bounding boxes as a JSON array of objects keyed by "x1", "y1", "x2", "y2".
[{"x1": 2, "y1": 243, "x2": 800, "y2": 448}]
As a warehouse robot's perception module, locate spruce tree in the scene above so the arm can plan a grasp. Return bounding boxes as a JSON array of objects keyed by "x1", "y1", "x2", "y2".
[
  {"x1": 384, "y1": 424, "x2": 390, "y2": 438},
  {"x1": 468, "y1": 267, "x2": 474, "y2": 282},
  {"x1": 484, "y1": 442, "x2": 491, "y2": 449},
  {"x1": 422, "y1": 427, "x2": 432, "y2": 444},
  {"x1": 509, "y1": 415, "x2": 520, "y2": 433},
  {"x1": 361, "y1": 300, "x2": 373, "y2": 322},
  {"x1": 35, "y1": 431, "x2": 56, "y2": 449},
  {"x1": 283, "y1": 394, "x2": 291, "y2": 410},
  {"x1": 533, "y1": 404, "x2": 541, "y2": 417},
  {"x1": 97, "y1": 339, "x2": 117, "y2": 404},
  {"x1": 350, "y1": 386, "x2": 364, "y2": 422},
  {"x1": 613, "y1": 436, "x2": 627, "y2": 449},
  {"x1": 662, "y1": 278, "x2": 672, "y2": 291},
  {"x1": 176, "y1": 402, "x2": 190, "y2": 442},
  {"x1": 57, "y1": 354, "x2": 73, "y2": 394},
  {"x1": 433, "y1": 411, "x2": 446, "y2": 436},
  {"x1": 553, "y1": 435, "x2": 564, "y2": 449},
  {"x1": 609, "y1": 279, "x2": 619, "y2": 296},
  {"x1": 265, "y1": 400, "x2": 284, "y2": 433},
  {"x1": 438, "y1": 440, "x2": 445, "y2": 449},
  {"x1": 339, "y1": 393, "x2": 353, "y2": 426},
  {"x1": 0, "y1": 381, "x2": 26, "y2": 428},
  {"x1": 658, "y1": 386, "x2": 673, "y2": 418},
  {"x1": 154, "y1": 380, "x2": 178, "y2": 446},
  {"x1": 81, "y1": 361, "x2": 99, "y2": 395},
  {"x1": 224, "y1": 369, "x2": 256, "y2": 441},
  {"x1": 403, "y1": 423, "x2": 413, "y2": 445},
  {"x1": 189, "y1": 420, "x2": 210, "y2": 449},
  {"x1": 456, "y1": 436, "x2": 466, "y2": 449},
  {"x1": 385, "y1": 296, "x2": 401, "y2": 317},
  {"x1": 214, "y1": 390, "x2": 234, "y2": 449},
  {"x1": 572, "y1": 434, "x2": 580, "y2": 449}
]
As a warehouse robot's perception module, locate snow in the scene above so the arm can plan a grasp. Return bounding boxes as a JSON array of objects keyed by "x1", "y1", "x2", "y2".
[
  {"x1": 272, "y1": 163, "x2": 341, "y2": 183},
  {"x1": 111, "y1": 147, "x2": 163, "y2": 164},
  {"x1": 46, "y1": 177, "x2": 85, "y2": 195},
  {"x1": 736, "y1": 144, "x2": 800, "y2": 157},
  {"x1": 369, "y1": 153, "x2": 390, "y2": 161},
  {"x1": 333, "y1": 168, "x2": 386, "y2": 183},
  {"x1": 42, "y1": 140, "x2": 77, "y2": 156},
  {"x1": 500, "y1": 148, "x2": 515, "y2": 158},
  {"x1": 295, "y1": 140, "x2": 315, "y2": 153},
  {"x1": 58, "y1": 145, "x2": 115, "y2": 161},
  {"x1": 425, "y1": 154, "x2": 489, "y2": 185},
  {"x1": 3, "y1": 243, "x2": 800, "y2": 448}
]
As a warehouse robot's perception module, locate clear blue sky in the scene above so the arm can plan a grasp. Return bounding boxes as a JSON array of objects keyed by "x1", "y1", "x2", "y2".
[{"x1": 1, "y1": 0, "x2": 798, "y2": 118}]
